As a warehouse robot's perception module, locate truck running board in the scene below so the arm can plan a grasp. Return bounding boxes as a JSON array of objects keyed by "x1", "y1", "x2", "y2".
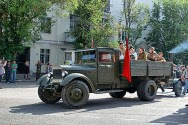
[{"x1": 94, "y1": 90, "x2": 124, "y2": 94}]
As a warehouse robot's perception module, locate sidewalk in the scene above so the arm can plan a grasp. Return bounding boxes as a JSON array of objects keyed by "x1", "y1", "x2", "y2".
[{"x1": 3, "y1": 74, "x2": 36, "y2": 82}]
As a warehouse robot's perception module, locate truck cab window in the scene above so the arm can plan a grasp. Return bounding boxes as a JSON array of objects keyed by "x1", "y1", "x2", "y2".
[{"x1": 99, "y1": 52, "x2": 112, "y2": 62}]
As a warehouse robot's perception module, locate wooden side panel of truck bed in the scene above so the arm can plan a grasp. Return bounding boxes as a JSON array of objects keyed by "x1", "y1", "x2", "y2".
[
  {"x1": 147, "y1": 61, "x2": 172, "y2": 76},
  {"x1": 127, "y1": 60, "x2": 172, "y2": 77}
]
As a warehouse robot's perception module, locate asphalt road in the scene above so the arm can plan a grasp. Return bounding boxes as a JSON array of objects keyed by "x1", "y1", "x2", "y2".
[{"x1": 0, "y1": 82, "x2": 188, "y2": 125}]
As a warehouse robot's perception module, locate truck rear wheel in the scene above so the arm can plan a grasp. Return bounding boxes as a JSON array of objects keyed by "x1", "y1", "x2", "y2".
[
  {"x1": 38, "y1": 85, "x2": 61, "y2": 104},
  {"x1": 174, "y1": 80, "x2": 182, "y2": 97},
  {"x1": 109, "y1": 91, "x2": 126, "y2": 98},
  {"x1": 137, "y1": 80, "x2": 157, "y2": 101},
  {"x1": 62, "y1": 80, "x2": 89, "y2": 108}
]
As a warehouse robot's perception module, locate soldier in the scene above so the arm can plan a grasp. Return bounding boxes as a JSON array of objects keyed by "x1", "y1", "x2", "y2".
[
  {"x1": 147, "y1": 47, "x2": 160, "y2": 61},
  {"x1": 157, "y1": 52, "x2": 166, "y2": 62},
  {"x1": 118, "y1": 42, "x2": 126, "y2": 56},
  {"x1": 137, "y1": 47, "x2": 147, "y2": 61}
]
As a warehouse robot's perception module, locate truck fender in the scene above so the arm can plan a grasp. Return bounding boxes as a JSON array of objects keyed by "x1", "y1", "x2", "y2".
[
  {"x1": 36, "y1": 74, "x2": 50, "y2": 86},
  {"x1": 61, "y1": 73, "x2": 95, "y2": 93}
]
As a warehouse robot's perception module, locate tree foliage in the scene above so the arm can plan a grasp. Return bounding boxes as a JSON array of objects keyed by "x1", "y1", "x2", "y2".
[
  {"x1": 0, "y1": 0, "x2": 78, "y2": 60},
  {"x1": 72, "y1": 0, "x2": 115, "y2": 49},
  {"x1": 122, "y1": 0, "x2": 150, "y2": 46},
  {"x1": 145, "y1": 0, "x2": 188, "y2": 59},
  {"x1": 0, "y1": 0, "x2": 52, "y2": 60}
]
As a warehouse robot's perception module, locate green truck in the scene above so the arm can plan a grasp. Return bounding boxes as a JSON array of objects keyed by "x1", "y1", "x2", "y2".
[{"x1": 37, "y1": 48, "x2": 181, "y2": 108}]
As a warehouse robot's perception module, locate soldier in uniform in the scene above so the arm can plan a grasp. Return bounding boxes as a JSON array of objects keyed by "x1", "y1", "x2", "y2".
[
  {"x1": 157, "y1": 52, "x2": 166, "y2": 62},
  {"x1": 137, "y1": 47, "x2": 147, "y2": 61},
  {"x1": 118, "y1": 42, "x2": 126, "y2": 56},
  {"x1": 147, "y1": 47, "x2": 160, "y2": 61}
]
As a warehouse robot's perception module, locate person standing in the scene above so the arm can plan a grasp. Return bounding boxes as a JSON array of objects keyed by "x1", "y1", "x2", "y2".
[
  {"x1": 5, "y1": 61, "x2": 11, "y2": 83},
  {"x1": 182, "y1": 66, "x2": 188, "y2": 95},
  {"x1": 118, "y1": 42, "x2": 126, "y2": 58},
  {"x1": 0, "y1": 60, "x2": 7, "y2": 89},
  {"x1": 46, "y1": 63, "x2": 53, "y2": 74},
  {"x1": 35, "y1": 61, "x2": 42, "y2": 81},
  {"x1": 11, "y1": 61, "x2": 17, "y2": 83},
  {"x1": 24, "y1": 61, "x2": 30, "y2": 80}
]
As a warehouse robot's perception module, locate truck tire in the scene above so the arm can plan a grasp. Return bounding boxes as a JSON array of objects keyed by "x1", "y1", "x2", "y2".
[
  {"x1": 174, "y1": 80, "x2": 182, "y2": 97},
  {"x1": 109, "y1": 91, "x2": 126, "y2": 98},
  {"x1": 137, "y1": 80, "x2": 157, "y2": 101},
  {"x1": 62, "y1": 80, "x2": 89, "y2": 108},
  {"x1": 38, "y1": 85, "x2": 61, "y2": 104}
]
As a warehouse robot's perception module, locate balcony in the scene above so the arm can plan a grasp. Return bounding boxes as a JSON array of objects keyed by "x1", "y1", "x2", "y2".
[{"x1": 64, "y1": 32, "x2": 75, "y2": 43}]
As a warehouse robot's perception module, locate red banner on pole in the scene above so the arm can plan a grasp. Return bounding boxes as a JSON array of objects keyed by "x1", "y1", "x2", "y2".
[{"x1": 122, "y1": 37, "x2": 132, "y2": 83}]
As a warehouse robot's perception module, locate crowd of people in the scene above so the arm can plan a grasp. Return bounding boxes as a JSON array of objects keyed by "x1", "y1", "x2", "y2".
[
  {"x1": 0, "y1": 60, "x2": 18, "y2": 89},
  {"x1": 173, "y1": 64, "x2": 188, "y2": 96},
  {"x1": 0, "y1": 58, "x2": 54, "y2": 89},
  {"x1": 119, "y1": 42, "x2": 166, "y2": 62}
]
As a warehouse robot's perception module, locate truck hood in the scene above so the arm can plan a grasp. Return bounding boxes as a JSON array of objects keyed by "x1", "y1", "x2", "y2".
[{"x1": 59, "y1": 65, "x2": 96, "y2": 71}]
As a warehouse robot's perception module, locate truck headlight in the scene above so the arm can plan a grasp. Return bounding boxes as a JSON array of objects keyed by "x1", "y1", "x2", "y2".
[
  {"x1": 62, "y1": 71, "x2": 68, "y2": 78},
  {"x1": 47, "y1": 72, "x2": 53, "y2": 78}
]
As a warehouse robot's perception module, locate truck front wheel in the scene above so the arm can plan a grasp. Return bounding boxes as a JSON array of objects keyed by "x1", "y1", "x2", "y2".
[
  {"x1": 137, "y1": 80, "x2": 157, "y2": 101},
  {"x1": 62, "y1": 80, "x2": 89, "y2": 108},
  {"x1": 38, "y1": 85, "x2": 61, "y2": 104},
  {"x1": 109, "y1": 91, "x2": 126, "y2": 98}
]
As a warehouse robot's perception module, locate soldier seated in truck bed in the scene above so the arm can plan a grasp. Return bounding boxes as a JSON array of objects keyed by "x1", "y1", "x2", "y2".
[{"x1": 147, "y1": 47, "x2": 160, "y2": 61}]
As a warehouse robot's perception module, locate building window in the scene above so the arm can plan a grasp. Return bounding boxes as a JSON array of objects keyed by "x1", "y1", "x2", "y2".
[
  {"x1": 41, "y1": 17, "x2": 52, "y2": 33},
  {"x1": 70, "y1": 14, "x2": 77, "y2": 32},
  {"x1": 65, "y1": 52, "x2": 72, "y2": 61},
  {"x1": 40, "y1": 49, "x2": 50, "y2": 64},
  {"x1": 104, "y1": 0, "x2": 110, "y2": 12}
]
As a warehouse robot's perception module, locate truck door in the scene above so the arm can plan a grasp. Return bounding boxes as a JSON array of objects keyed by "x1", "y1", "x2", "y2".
[{"x1": 98, "y1": 50, "x2": 114, "y2": 83}]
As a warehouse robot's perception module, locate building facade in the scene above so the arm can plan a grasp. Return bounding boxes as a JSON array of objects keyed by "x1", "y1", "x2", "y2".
[
  {"x1": 29, "y1": 10, "x2": 75, "y2": 74},
  {"x1": 26, "y1": 0, "x2": 153, "y2": 74}
]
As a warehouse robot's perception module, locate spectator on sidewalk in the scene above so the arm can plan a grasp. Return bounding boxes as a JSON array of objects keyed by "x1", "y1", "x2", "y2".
[
  {"x1": 24, "y1": 61, "x2": 30, "y2": 80},
  {"x1": 5, "y1": 61, "x2": 11, "y2": 83},
  {"x1": 0, "y1": 59, "x2": 7, "y2": 89},
  {"x1": 182, "y1": 66, "x2": 188, "y2": 95},
  {"x1": 11, "y1": 61, "x2": 17, "y2": 83},
  {"x1": 35, "y1": 61, "x2": 42, "y2": 81}
]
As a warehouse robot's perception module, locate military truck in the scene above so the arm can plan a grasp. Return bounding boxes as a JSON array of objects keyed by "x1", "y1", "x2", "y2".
[{"x1": 37, "y1": 48, "x2": 181, "y2": 108}]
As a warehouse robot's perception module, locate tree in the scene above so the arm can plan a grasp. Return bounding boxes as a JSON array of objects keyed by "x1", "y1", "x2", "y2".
[
  {"x1": 0, "y1": 0, "x2": 52, "y2": 60},
  {"x1": 122, "y1": 0, "x2": 149, "y2": 46},
  {"x1": 146, "y1": 0, "x2": 188, "y2": 59},
  {"x1": 72, "y1": 0, "x2": 115, "y2": 49},
  {"x1": 0, "y1": 0, "x2": 78, "y2": 60}
]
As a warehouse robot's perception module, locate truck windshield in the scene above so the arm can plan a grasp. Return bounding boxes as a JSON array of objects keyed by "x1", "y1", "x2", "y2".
[{"x1": 75, "y1": 50, "x2": 96, "y2": 64}]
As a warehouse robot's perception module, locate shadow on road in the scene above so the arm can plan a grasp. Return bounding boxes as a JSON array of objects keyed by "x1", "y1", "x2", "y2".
[
  {"x1": 151, "y1": 107, "x2": 188, "y2": 125},
  {"x1": 9, "y1": 97, "x2": 160, "y2": 115}
]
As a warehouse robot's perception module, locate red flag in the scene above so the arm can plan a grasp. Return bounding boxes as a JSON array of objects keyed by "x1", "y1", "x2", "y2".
[{"x1": 122, "y1": 37, "x2": 131, "y2": 83}]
